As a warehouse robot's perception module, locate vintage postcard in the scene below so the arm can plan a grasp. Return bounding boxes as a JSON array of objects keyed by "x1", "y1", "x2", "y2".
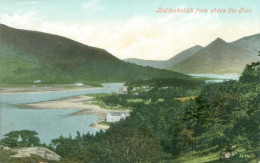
[{"x1": 0, "y1": 0, "x2": 259, "y2": 162}]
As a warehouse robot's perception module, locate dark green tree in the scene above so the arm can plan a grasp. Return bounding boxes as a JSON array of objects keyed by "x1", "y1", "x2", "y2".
[
  {"x1": 106, "y1": 126, "x2": 163, "y2": 163},
  {"x1": 239, "y1": 62, "x2": 260, "y2": 84},
  {"x1": 1, "y1": 130, "x2": 40, "y2": 147}
]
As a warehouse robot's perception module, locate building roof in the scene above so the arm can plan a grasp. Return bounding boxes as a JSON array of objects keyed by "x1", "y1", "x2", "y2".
[{"x1": 108, "y1": 112, "x2": 130, "y2": 116}]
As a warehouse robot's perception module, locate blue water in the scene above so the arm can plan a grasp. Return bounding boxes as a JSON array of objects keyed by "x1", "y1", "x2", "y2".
[
  {"x1": 189, "y1": 74, "x2": 240, "y2": 83},
  {"x1": 0, "y1": 83, "x2": 123, "y2": 144}
]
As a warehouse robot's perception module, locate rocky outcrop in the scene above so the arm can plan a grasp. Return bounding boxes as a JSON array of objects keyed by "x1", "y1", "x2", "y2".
[
  {"x1": 0, "y1": 146, "x2": 61, "y2": 161},
  {"x1": 0, "y1": 145, "x2": 11, "y2": 150},
  {"x1": 220, "y1": 145, "x2": 237, "y2": 159},
  {"x1": 220, "y1": 151, "x2": 236, "y2": 159}
]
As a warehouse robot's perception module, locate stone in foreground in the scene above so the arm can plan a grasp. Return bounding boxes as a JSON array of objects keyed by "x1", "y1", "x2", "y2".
[{"x1": 11, "y1": 147, "x2": 61, "y2": 161}]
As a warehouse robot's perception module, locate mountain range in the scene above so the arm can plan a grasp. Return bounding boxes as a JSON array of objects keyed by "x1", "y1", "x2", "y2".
[
  {"x1": 124, "y1": 45, "x2": 203, "y2": 69},
  {"x1": 0, "y1": 24, "x2": 189, "y2": 84},
  {"x1": 125, "y1": 34, "x2": 260, "y2": 74}
]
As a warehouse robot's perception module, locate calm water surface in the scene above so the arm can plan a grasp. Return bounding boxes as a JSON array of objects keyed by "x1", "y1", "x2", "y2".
[
  {"x1": 0, "y1": 83, "x2": 123, "y2": 144},
  {"x1": 189, "y1": 74, "x2": 240, "y2": 82}
]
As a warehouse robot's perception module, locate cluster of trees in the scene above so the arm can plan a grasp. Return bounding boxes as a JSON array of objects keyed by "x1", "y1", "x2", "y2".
[
  {"x1": 99, "y1": 78, "x2": 203, "y2": 108},
  {"x1": 126, "y1": 78, "x2": 203, "y2": 97},
  {"x1": 189, "y1": 62, "x2": 260, "y2": 155},
  {"x1": 48, "y1": 128, "x2": 163, "y2": 162},
  {"x1": 0, "y1": 130, "x2": 41, "y2": 147},
  {"x1": 1, "y1": 62, "x2": 259, "y2": 162},
  {"x1": 126, "y1": 78, "x2": 203, "y2": 89}
]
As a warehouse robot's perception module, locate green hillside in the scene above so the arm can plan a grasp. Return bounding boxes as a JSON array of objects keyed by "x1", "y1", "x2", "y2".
[{"x1": 0, "y1": 24, "x2": 189, "y2": 84}]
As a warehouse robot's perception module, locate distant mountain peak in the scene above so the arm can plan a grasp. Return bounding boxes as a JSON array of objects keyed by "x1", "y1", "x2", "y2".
[
  {"x1": 206, "y1": 37, "x2": 228, "y2": 48},
  {"x1": 0, "y1": 24, "x2": 8, "y2": 30},
  {"x1": 213, "y1": 37, "x2": 226, "y2": 43},
  {"x1": 193, "y1": 45, "x2": 203, "y2": 48},
  {"x1": 169, "y1": 34, "x2": 260, "y2": 74}
]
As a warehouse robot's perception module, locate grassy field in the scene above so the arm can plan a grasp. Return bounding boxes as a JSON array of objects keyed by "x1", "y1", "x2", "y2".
[
  {"x1": 174, "y1": 96, "x2": 196, "y2": 102},
  {"x1": 127, "y1": 98, "x2": 152, "y2": 104},
  {"x1": 171, "y1": 153, "x2": 219, "y2": 163},
  {"x1": 168, "y1": 146, "x2": 259, "y2": 163},
  {"x1": 98, "y1": 121, "x2": 110, "y2": 126},
  {"x1": 85, "y1": 94, "x2": 129, "y2": 110}
]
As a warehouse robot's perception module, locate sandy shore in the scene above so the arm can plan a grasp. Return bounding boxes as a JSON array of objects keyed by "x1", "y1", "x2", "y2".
[
  {"x1": 90, "y1": 121, "x2": 110, "y2": 130},
  {"x1": 26, "y1": 95, "x2": 110, "y2": 119},
  {"x1": 25, "y1": 95, "x2": 129, "y2": 130},
  {"x1": 0, "y1": 84, "x2": 101, "y2": 94}
]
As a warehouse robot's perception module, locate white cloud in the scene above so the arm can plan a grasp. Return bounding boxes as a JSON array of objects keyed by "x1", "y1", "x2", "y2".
[
  {"x1": 81, "y1": 0, "x2": 104, "y2": 12},
  {"x1": 16, "y1": 1, "x2": 43, "y2": 5},
  {"x1": 0, "y1": 12, "x2": 41, "y2": 29},
  {"x1": 82, "y1": 0, "x2": 99, "y2": 8},
  {"x1": 1, "y1": 12, "x2": 260, "y2": 60}
]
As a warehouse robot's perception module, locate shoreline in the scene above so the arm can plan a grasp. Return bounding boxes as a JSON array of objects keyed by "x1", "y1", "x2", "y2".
[
  {"x1": 90, "y1": 121, "x2": 110, "y2": 130},
  {"x1": 23, "y1": 95, "x2": 129, "y2": 130},
  {"x1": 25, "y1": 95, "x2": 110, "y2": 118},
  {"x1": 0, "y1": 85, "x2": 104, "y2": 95}
]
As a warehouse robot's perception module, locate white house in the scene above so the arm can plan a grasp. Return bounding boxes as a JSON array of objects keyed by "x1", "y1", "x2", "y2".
[
  {"x1": 75, "y1": 82, "x2": 84, "y2": 87},
  {"x1": 34, "y1": 80, "x2": 42, "y2": 84},
  {"x1": 119, "y1": 86, "x2": 128, "y2": 94},
  {"x1": 106, "y1": 111, "x2": 130, "y2": 123}
]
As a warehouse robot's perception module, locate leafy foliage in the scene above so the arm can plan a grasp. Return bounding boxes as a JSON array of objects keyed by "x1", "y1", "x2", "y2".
[
  {"x1": 106, "y1": 126, "x2": 163, "y2": 162},
  {"x1": 99, "y1": 78, "x2": 203, "y2": 109},
  {"x1": 0, "y1": 130, "x2": 40, "y2": 148},
  {"x1": 186, "y1": 62, "x2": 260, "y2": 159}
]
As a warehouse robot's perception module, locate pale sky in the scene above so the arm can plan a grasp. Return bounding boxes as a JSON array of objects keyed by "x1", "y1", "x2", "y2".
[{"x1": 0, "y1": 0, "x2": 260, "y2": 60}]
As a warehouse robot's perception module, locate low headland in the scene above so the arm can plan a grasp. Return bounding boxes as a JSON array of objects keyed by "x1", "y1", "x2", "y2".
[
  {"x1": 0, "y1": 84, "x2": 102, "y2": 94},
  {"x1": 23, "y1": 95, "x2": 130, "y2": 130}
]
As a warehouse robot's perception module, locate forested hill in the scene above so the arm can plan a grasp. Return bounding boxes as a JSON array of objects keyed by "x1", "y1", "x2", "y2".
[{"x1": 0, "y1": 24, "x2": 189, "y2": 84}]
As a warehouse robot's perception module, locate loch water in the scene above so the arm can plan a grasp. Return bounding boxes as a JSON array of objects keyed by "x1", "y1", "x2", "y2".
[{"x1": 0, "y1": 83, "x2": 123, "y2": 144}]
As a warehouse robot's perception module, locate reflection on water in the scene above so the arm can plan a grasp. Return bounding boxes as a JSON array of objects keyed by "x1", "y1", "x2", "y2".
[{"x1": 0, "y1": 83, "x2": 124, "y2": 144}]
